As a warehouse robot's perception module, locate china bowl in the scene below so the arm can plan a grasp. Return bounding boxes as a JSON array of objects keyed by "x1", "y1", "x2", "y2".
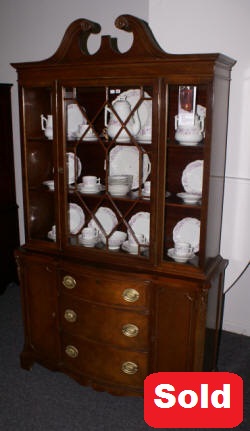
[
  {"x1": 108, "y1": 230, "x2": 127, "y2": 249},
  {"x1": 108, "y1": 175, "x2": 133, "y2": 186},
  {"x1": 108, "y1": 184, "x2": 130, "y2": 196}
]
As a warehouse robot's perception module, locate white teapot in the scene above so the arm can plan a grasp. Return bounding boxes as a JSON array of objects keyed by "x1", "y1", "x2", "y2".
[
  {"x1": 175, "y1": 114, "x2": 204, "y2": 146},
  {"x1": 41, "y1": 114, "x2": 53, "y2": 139},
  {"x1": 105, "y1": 97, "x2": 140, "y2": 142}
]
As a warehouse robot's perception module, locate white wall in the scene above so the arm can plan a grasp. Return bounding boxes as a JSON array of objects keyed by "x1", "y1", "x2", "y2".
[
  {"x1": 0, "y1": 0, "x2": 149, "y2": 243},
  {"x1": 149, "y1": 0, "x2": 250, "y2": 335},
  {"x1": 0, "y1": 0, "x2": 249, "y2": 335}
]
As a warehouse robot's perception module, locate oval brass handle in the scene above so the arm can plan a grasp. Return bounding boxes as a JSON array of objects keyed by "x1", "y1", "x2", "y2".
[
  {"x1": 65, "y1": 345, "x2": 79, "y2": 358},
  {"x1": 122, "y1": 323, "x2": 139, "y2": 337},
  {"x1": 64, "y1": 309, "x2": 77, "y2": 323},
  {"x1": 122, "y1": 288, "x2": 140, "y2": 303},
  {"x1": 62, "y1": 275, "x2": 76, "y2": 289},
  {"x1": 121, "y1": 361, "x2": 138, "y2": 375}
]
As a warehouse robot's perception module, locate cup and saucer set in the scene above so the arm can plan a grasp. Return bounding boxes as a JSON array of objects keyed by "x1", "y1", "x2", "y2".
[
  {"x1": 168, "y1": 241, "x2": 195, "y2": 263},
  {"x1": 167, "y1": 216, "x2": 200, "y2": 263},
  {"x1": 77, "y1": 175, "x2": 103, "y2": 194}
]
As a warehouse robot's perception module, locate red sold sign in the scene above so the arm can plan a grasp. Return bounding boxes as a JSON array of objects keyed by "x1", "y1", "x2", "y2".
[{"x1": 144, "y1": 372, "x2": 243, "y2": 428}]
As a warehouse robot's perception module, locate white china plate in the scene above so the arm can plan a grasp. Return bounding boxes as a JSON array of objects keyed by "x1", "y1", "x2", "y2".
[
  {"x1": 128, "y1": 211, "x2": 150, "y2": 242},
  {"x1": 181, "y1": 160, "x2": 203, "y2": 194},
  {"x1": 67, "y1": 103, "x2": 86, "y2": 138},
  {"x1": 173, "y1": 217, "x2": 200, "y2": 253},
  {"x1": 88, "y1": 207, "x2": 118, "y2": 241},
  {"x1": 177, "y1": 192, "x2": 201, "y2": 204},
  {"x1": 66, "y1": 152, "x2": 82, "y2": 184},
  {"x1": 167, "y1": 248, "x2": 195, "y2": 263},
  {"x1": 109, "y1": 145, "x2": 151, "y2": 189},
  {"x1": 68, "y1": 203, "x2": 85, "y2": 234},
  {"x1": 114, "y1": 89, "x2": 152, "y2": 131}
]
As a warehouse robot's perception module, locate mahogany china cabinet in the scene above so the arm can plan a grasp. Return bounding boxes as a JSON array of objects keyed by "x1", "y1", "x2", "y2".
[
  {"x1": 0, "y1": 84, "x2": 19, "y2": 293},
  {"x1": 12, "y1": 15, "x2": 235, "y2": 396}
]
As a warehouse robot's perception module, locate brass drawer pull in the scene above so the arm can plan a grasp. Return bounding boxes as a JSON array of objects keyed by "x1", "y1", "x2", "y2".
[
  {"x1": 62, "y1": 275, "x2": 76, "y2": 289},
  {"x1": 65, "y1": 345, "x2": 79, "y2": 358},
  {"x1": 122, "y1": 323, "x2": 139, "y2": 337},
  {"x1": 122, "y1": 288, "x2": 140, "y2": 303},
  {"x1": 64, "y1": 309, "x2": 77, "y2": 323},
  {"x1": 121, "y1": 361, "x2": 138, "y2": 375}
]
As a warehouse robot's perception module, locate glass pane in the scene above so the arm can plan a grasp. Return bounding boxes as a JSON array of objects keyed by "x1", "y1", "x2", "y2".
[
  {"x1": 164, "y1": 84, "x2": 207, "y2": 266},
  {"x1": 23, "y1": 86, "x2": 57, "y2": 243},
  {"x1": 64, "y1": 84, "x2": 153, "y2": 258}
]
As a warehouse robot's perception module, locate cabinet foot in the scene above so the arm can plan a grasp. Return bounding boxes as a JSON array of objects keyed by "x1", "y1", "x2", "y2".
[{"x1": 20, "y1": 351, "x2": 35, "y2": 370}]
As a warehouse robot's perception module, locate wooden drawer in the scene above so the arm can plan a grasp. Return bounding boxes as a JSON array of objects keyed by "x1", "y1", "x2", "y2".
[
  {"x1": 62, "y1": 332, "x2": 148, "y2": 389},
  {"x1": 60, "y1": 293, "x2": 149, "y2": 350},
  {"x1": 60, "y1": 265, "x2": 151, "y2": 309}
]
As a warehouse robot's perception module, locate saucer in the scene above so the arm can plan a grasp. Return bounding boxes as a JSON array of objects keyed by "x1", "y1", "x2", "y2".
[
  {"x1": 78, "y1": 183, "x2": 101, "y2": 194},
  {"x1": 167, "y1": 248, "x2": 195, "y2": 263}
]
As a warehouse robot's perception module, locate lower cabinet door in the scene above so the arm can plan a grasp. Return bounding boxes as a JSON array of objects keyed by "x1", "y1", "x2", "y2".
[
  {"x1": 154, "y1": 279, "x2": 203, "y2": 371},
  {"x1": 19, "y1": 253, "x2": 61, "y2": 365},
  {"x1": 62, "y1": 332, "x2": 148, "y2": 389}
]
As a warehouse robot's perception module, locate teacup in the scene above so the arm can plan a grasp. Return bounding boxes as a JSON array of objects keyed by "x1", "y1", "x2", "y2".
[
  {"x1": 82, "y1": 175, "x2": 100, "y2": 189},
  {"x1": 127, "y1": 242, "x2": 139, "y2": 254},
  {"x1": 81, "y1": 227, "x2": 98, "y2": 240},
  {"x1": 79, "y1": 227, "x2": 98, "y2": 247},
  {"x1": 128, "y1": 233, "x2": 147, "y2": 245},
  {"x1": 174, "y1": 241, "x2": 193, "y2": 257}
]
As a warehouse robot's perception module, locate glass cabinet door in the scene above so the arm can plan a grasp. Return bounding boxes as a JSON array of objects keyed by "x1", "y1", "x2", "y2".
[
  {"x1": 62, "y1": 84, "x2": 153, "y2": 259},
  {"x1": 22, "y1": 85, "x2": 58, "y2": 245},
  {"x1": 163, "y1": 83, "x2": 208, "y2": 266}
]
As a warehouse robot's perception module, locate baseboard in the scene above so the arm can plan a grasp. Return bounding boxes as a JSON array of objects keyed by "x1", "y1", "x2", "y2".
[{"x1": 222, "y1": 320, "x2": 250, "y2": 337}]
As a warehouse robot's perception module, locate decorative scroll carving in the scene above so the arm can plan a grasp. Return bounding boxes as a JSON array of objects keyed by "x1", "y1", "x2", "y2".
[
  {"x1": 115, "y1": 14, "x2": 166, "y2": 58},
  {"x1": 48, "y1": 18, "x2": 101, "y2": 63}
]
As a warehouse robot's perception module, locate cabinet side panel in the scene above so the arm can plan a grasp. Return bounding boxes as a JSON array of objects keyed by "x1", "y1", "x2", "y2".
[
  {"x1": 203, "y1": 270, "x2": 225, "y2": 371},
  {"x1": 206, "y1": 75, "x2": 231, "y2": 258},
  {"x1": 154, "y1": 280, "x2": 198, "y2": 371}
]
